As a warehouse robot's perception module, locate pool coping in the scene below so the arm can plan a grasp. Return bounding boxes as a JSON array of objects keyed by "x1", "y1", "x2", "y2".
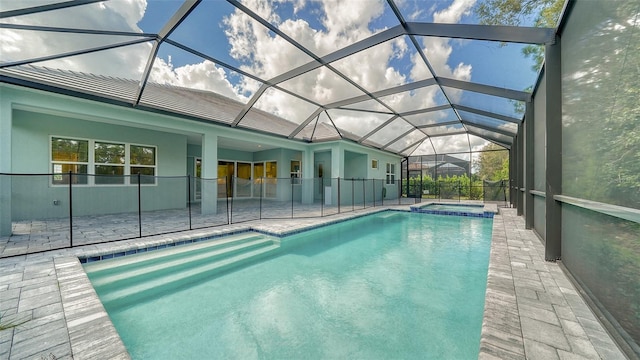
[
  {"x1": 76, "y1": 208, "x2": 393, "y2": 263},
  {"x1": 0, "y1": 205, "x2": 627, "y2": 359},
  {"x1": 410, "y1": 201, "x2": 498, "y2": 218}
]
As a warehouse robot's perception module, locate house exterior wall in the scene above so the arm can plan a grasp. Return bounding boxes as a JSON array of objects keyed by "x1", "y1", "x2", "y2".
[
  {"x1": 0, "y1": 83, "x2": 402, "y2": 229},
  {"x1": 10, "y1": 109, "x2": 187, "y2": 220}
]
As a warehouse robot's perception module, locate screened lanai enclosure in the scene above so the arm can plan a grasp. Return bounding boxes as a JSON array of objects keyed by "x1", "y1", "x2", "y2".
[
  {"x1": 0, "y1": 0, "x2": 639, "y2": 357},
  {"x1": 0, "y1": 0, "x2": 535, "y2": 153}
]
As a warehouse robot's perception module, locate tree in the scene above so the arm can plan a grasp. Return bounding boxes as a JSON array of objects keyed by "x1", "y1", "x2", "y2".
[
  {"x1": 559, "y1": 1, "x2": 640, "y2": 209},
  {"x1": 475, "y1": 143, "x2": 509, "y2": 181},
  {"x1": 475, "y1": 0, "x2": 564, "y2": 70}
]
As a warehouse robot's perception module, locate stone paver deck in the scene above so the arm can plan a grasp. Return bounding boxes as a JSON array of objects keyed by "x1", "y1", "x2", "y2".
[
  {"x1": 0, "y1": 205, "x2": 628, "y2": 359},
  {"x1": 480, "y1": 209, "x2": 626, "y2": 360}
]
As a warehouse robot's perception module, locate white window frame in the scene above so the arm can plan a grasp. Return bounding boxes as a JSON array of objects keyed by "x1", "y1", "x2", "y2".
[
  {"x1": 129, "y1": 143, "x2": 158, "y2": 185},
  {"x1": 94, "y1": 141, "x2": 126, "y2": 185},
  {"x1": 386, "y1": 162, "x2": 396, "y2": 185},
  {"x1": 50, "y1": 136, "x2": 157, "y2": 186},
  {"x1": 51, "y1": 136, "x2": 89, "y2": 185},
  {"x1": 371, "y1": 159, "x2": 379, "y2": 169}
]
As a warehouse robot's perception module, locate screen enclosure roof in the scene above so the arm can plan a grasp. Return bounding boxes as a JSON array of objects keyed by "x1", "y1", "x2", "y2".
[{"x1": 0, "y1": 0, "x2": 557, "y2": 156}]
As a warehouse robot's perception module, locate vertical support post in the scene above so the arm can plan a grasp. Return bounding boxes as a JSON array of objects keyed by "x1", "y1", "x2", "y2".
[
  {"x1": 0, "y1": 173, "x2": 11, "y2": 237},
  {"x1": 509, "y1": 146, "x2": 516, "y2": 208},
  {"x1": 507, "y1": 149, "x2": 512, "y2": 206},
  {"x1": 418, "y1": 155, "x2": 422, "y2": 200},
  {"x1": 468, "y1": 150, "x2": 472, "y2": 200},
  {"x1": 404, "y1": 162, "x2": 408, "y2": 199},
  {"x1": 137, "y1": 173, "x2": 142, "y2": 238},
  {"x1": 545, "y1": 36, "x2": 562, "y2": 261},
  {"x1": 351, "y1": 179, "x2": 354, "y2": 211},
  {"x1": 362, "y1": 178, "x2": 367, "y2": 209},
  {"x1": 321, "y1": 177, "x2": 324, "y2": 216},
  {"x1": 259, "y1": 177, "x2": 263, "y2": 220},
  {"x1": 0, "y1": 102, "x2": 12, "y2": 236},
  {"x1": 228, "y1": 177, "x2": 233, "y2": 224},
  {"x1": 337, "y1": 177, "x2": 341, "y2": 213},
  {"x1": 372, "y1": 179, "x2": 376, "y2": 207},
  {"x1": 517, "y1": 124, "x2": 524, "y2": 216},
  {"x1": 187, "y1": 174, "x2": 192, "y2": 230},
  {"x1": 201, "y1": 133, "x2": 218, "y2": 215},
  {"x1": 525, "y1": 102, "x2": 535, "y2": 229},
  {"x1": 69, "y1": 171, "x2": 73, "y2": 247},
  {"x1": 291, "y1": 178, "x2": 294, "y2": 218}
]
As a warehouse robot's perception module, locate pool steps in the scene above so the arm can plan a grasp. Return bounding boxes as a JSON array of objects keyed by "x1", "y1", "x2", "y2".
[
  {"x1": 85, "y1": 233, "x2": 281, "y2": 310},
  {"x1": 88, "y1": 238, "x2": 276, "y2": 288},
  {"x1": 378, "y1": 212, "x2": 403, "y2": 219},
  {"x1": 84, "y1": 232, "x2": 268, "y2": 274}
]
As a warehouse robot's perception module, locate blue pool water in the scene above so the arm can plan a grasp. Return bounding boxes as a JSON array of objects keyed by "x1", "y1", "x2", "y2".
[{"x1": 85, "y1": 212, "x2": 493, "y2": 359}]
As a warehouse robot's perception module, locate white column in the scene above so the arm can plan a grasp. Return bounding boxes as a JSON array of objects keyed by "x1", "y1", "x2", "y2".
[
  {"x1": 301, "y1": 148, "x2": 314, "y2": 204},
  {"x1": 331, "y1": 144, "x2": 343, "y2": 178},
  {"x1": 200, "y1": 133, "x2": 218, "y2": 215},
  {"x1": 0, "y1": 94, "x2": 12, "y2": 235},
  {"x1": 331, "y1": 144, "x2": 343, "y2": 206}
]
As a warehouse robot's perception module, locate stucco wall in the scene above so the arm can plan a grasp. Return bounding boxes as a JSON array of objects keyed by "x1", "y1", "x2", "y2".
[{"x1": 11, "y1": 109, "x2": 187, "y2": 219}]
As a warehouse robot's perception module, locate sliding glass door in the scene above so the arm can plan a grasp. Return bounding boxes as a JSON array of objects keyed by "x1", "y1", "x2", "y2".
[
  {"x1": 236, "y1": 162, "x2": 252, "y2": 198},
  {"x1": 218, "y1": 160, "x2": 277, "y2": 198}
]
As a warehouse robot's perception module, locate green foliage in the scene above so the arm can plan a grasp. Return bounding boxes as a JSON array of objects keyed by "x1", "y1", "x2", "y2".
[
  {"x1": 561, "y1": 1, "x2": 640, "y2": 209},
  {"x1": 475, "y1": 143, "x2": 509, "y2": 181},
  {"x1": 405, "y1": 174, "x2": 484, "y2": 200},
  {"x1": 475, "y1": 0, "x2": 564, "y2": 70}
]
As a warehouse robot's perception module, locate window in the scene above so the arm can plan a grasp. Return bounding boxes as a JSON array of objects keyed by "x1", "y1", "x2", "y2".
[
  {"x1": 51, "y1": 137, "x2": 89, "y2": 185},
  {"x1": 130, "y1": 145, "x2": 156, "y2": 184},
  {"x1": 386, "y1": 163, "x2": 395, "y2": 185},
  {"x1": 290, "y1": 160, "x2": 301, "y2": 184},
  {"x1": 371, "y1": 159, "x2": 378, "y2": 169},
  {"x1": 95, "y1": 142, "x2": 125, "y2": 184},
  {"x1": 51, "y1": 136, "x2": 156, "y2": 185}
]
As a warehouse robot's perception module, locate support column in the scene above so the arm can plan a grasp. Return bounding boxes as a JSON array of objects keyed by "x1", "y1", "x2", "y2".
[
  {"x1": 525, "y1": 102, "x2": 535, "y2": 229},
  {"x1": 331, "y1": 145, "x2": 343, "y2": 206},
  {"x1": 0, "y1": 95, "x2": 12, "y2": 236},
  {"x1": 510, "y1": 144, "x2": 517, "y2": 208},
  {"x1": 517, "y1": 123, "x2": 524, "y2": 216},
  {"x1": 508, "y1": 148, "x2": 513, "y2": 207},
  {"x1": 201, "y1": 132, "x2": 218, "y2": 215},
  {"x1": 301, "y1": 149, "x2": 314, "y2": 204},
  {"x1": 545, "y1": 36, "x2": 562, "y2": 261}
]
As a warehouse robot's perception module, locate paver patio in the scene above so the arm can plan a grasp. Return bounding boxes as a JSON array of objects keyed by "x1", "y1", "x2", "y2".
[{"x1": 0, "y1": 205, "x2": 628, "y2": 360}]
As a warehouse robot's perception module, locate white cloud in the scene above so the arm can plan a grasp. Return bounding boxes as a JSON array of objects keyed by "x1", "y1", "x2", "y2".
[
  {"x1": 413, "y1": 0, "x2": 475, "y2": 104},
  {"x1": 0, "y1": 0, "x2": 256, "y2": 102},
  {"x1": 219, "y1": 0, "x2": 475, "y2": 136},
  {"x1": 433, "y1": 0, "x2": 475, "y2": 23},
  {"x1": 1, "y1": 1, "x2": 149, "y2": 79},
  {"x1": 149, "y1": 58, "x2": 250, "y2": 102}
]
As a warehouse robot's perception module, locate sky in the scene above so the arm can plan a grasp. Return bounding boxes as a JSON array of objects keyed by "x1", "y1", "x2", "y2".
[{"x1": 0, "y1": 0, "x2": 540, "y2": 155}]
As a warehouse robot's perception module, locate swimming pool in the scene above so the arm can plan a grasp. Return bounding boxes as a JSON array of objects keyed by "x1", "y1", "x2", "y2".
[{"x1": 85, "y1": 211, "x2": 493, "y2": 359}]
